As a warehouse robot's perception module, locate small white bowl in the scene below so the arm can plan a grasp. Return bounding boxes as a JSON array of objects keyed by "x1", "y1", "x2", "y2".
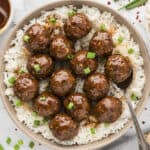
[{"x1": 0, "y1": 0, "x2": 13, "y2": 34}]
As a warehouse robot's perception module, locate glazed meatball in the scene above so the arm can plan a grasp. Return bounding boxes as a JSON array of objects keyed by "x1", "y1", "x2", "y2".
[
  {"x1": 33, "y1": 92, "x2": 60, "y2": 117},
  {"x1": 105, "y1": 54, "x2": 132, "y2": 84},
  {"x1": 23, "y1": 24, "x2": 50, "y2": 53},
  {"x1": 90, "y1": 31, "x2": 113, "y2": 57},
  {"x1": 93, "y1": 96, "x2": 122, "y2": 123},
  {"x1": 70, "y1": 50, "x2": 98, "y2": 77},
  {"x1": 83, "y1": 73, "x2": 109, "y2": 101},
  {"x1": 50, "y1": 69, "x2": 75, "y2": 97},
  {"x1": 27, "y1": 54, "x2": 53, "y2": 79},
  {"x1": 14, "y1": 74, "x2": 39, "y2": 102},
  {"x1": 49, "y1": 114, "x2": 78, "y2": 140},
  {"x1": 64, "y1": 93, "x2": 90, "y2": 122},
  {"x1": 65, "y1": 13, "x2": 92, "y2": 40},
  {"x1": 49, "y1": 34, "x2": 73, "y2": 61}
]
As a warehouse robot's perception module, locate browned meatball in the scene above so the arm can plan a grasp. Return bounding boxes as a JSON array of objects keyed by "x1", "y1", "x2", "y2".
[
  {"x1": 83, "y1": 73, "x2": 109, "y2": 101},
  {"x1": 105, "y1": 54, "x2": 132, "y2": 84},
  {"x1": 23, "y1": 24, "x2": 50, "y2": 53},
  {"x1": 49, "y1": 114, "x2": 78, "y2": 140},
  {"x1": 33, "y1": 92, "x2": 60, "y2": 117},
  {"x1": 27, "y1": 54, "x2": 53, "y2": 79},
  {"x1": 50, "y1": 69, "x2": 75, "y2": 97},
  {"x1": 70, "y1": 50, "x2": 98, "y2": 77},
  {"x1": 65, "y1": 13, "x2": 92, "y2": 40},
  {"x1": 64, "y1": 93, "x2": 90, "y2": 122},
  {"x1": 90, "y1": 31, "x2": 113, "y2": 57},
  {"x1": 14, "y1": 74, "x2": 39, "y2": 102},
  {"x1": 93, "y1": 96, "x2": 122, "y2": 123},
  {"x1": 49, "y1": 34, "x2": 73, "y2": 61}
]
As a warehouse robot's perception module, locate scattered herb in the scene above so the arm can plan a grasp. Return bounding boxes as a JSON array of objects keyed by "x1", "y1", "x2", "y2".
[
  {"x1": 33, "y1": 64, "x2": 41, "y2": 72},
  {"x1": 17, "y1": 139, "x2": 24, "y2": 146},
  {"x1": 90, "y1": 128, "x2": 96, "y2": 135},
  {"x1": 100, "y1": 24, "x2": 106, "y2": 31},
  {"x1": 40, "y1": 96, "x2": 46, "y2": 101},
  {"x1": 32, "y1": 111, "x2": 38, "y2": 117},
  {"x1": 128, "y1": 48, "x2": 134, "y2": 54},
  {"x1": 8, "y1": 77, "x2": 16, "y2": 85},
  {"x1": 33, "y1": 120, "x2": 40, "y2": 127},
  {"x1": 87, "y1": 52, "x2": 96, "y2": 59},
  {"x1": 104, "y1": 122, "x2": 110, "y2": 128},
  {"x1": 68, "y1": 9, "x2": 77, "y2": 16},
  {"x1": 49, "y1": 17, "x2": 57, "y2": 24},
  {"x1": 67, "y1": 102, "x2": 74, "y2": 110},
  {"x1": 0, "y1": 144, "x2": 4, "y2": 150},
  {"x1": 19, "y1": 68, "x2": 25, "y2": 74},
  {"x1": 131, "y1": 93, "x2": 138, "y2": 101},
  {"x1": 23, "y1": 35, "x2": 30, "y2": 43},
  {"x1": 117, "y1": 36, "x2": 124, "y2": 44},
  {"x1": 14, "y1": 144, "x2": 20, "y2": 150},
  {"x1": 15, "y1": 99, "x2": 22, "y2": 107},
  {"x1": 29, "y1": 141, "x2": 35, "y2": 149},
  {"x1": 6, "y1": 137, "x2": 11, "y2": 144},
  {"x1": 67, "y1": 54, "x2": 74, "y2": 60},
  {"x1": 84, "y1": 67, "x2": 91, "y2": 75}
]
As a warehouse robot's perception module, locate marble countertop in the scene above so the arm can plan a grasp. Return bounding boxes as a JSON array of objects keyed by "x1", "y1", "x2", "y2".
[{"x1": 0, "y1": 0, "x2": 150, "y2": 150}]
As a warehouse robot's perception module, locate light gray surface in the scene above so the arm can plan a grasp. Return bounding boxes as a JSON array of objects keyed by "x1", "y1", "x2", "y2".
[{"x1": 0, "y1": 0, "x2": 150, "y2": 150}]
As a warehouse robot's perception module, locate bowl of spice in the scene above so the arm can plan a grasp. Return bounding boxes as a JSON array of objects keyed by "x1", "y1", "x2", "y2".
[{"x1": 0, "y1": 0, "x2": 13, "y2": 34}]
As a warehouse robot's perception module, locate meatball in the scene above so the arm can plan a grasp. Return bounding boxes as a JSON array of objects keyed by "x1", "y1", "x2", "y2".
[
  {"x1": 50, "y1": 69, "x2": 75, "y2": 97},
  {"x1": 14, "y1": 74, "x2": 39, "y2": 102},
  {"x1": 49, "y1": 34, "x2": 73, "y2": 61},
  {"x1": 105, "y1": 54, "x2": 132, "y2": 84},
  {"x1": 23, "y1": 24, "x2": 49, "y2": 53},
  {"x1": 93, "y1": 96, "x2": 122, "y2": 123},
  {"x1": 65, "y1": 13, "x2": 92, "y2": 40},
  {"x1": 33, "y1": 92, "x2": 60, "y2": 117},
  {"x1": 27, "y1": 54, "x2": 53, "y2": 79},
  {"x1": 70, "y1": 50, "x2": 98, "y2": 76},
  {"x1": 49, "y1": 114, "x2": 78, "y2": 140},
  {"x1": 64, "y1": 93, "x2": 90, "y2": 122},
  {"x1": 90, "y1": 31, "x2": 113, "y2": 57},
  {"x1": 83, "y1": 73, "x2": 109, "y2": 101}
]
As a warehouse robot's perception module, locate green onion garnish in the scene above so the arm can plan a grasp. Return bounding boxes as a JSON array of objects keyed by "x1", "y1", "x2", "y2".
[
  {"x1": 84, "y1": 67, "x2": 91, "y2": 74},
  {"x1": 49, "y1": 17, "x2": 57, "y2": 24},
  {"x1": 29, "y1": 141, "x2": 35, "y2": 149},
  {"x1": 131, "y1": 93, "x2": 138, "y2": 101},
  {"x1": 33, "y1": 64, "x2": 41, "y2": 72},
  {"x1": 6, "y1": 137, "x2": 11, "y2": 144},
  {"x1": 87, "y1": 52, "x2": 96, "y2": 59},
  {"x1": 67, "y1": 102, "x2": 74, "y2": 110},
  {"x1": 68, "y1": 10, "x2": 77, "y2": 16},
  {"x1": 0, "y1": 144, "x2": 4, "y2": 150},
  {"x1": 19, "y1": 68, "x2": 25, "y2": 74},
  {"x1": 23, "y1": 35, "x2": 30, "y2": 43},
  {"x1": 14, "y1": 144, "x2": 20, "y2": 150},
  {"x1": 8, "y1": 77, "x2": 16, "y2": 85},
  {"x1": 33, "y1": 120, "x2": 40, "y2": 127},
  {"x1": 32, "y1": 111, "x2": 38, "y2": 117},
  {"x1": 117, "y1": 36, "x2": 124, "y2": 44},
  {"x1": 67, "y1": 54, "x2": 74, "y2": 60},
  {"x1": 104, "y1": 122, "x2": 110, "y2": 128},
  {"x1": 100, "y1": 24, "x2": 106, "y2": 31},
  {"x1": 15, "y1": 99, "x2": 22, "y2": 107},
  {"x1": 17, "y1": 139, "x2": 24, "y2": 146},
  {"x1": 40, "y1": 96, "x2": 46, "y2": 101},
  {"x1": 128, "y1": 48, "x2": 134, "y2": 54},
  {"x1": 90, "y1": 128, "x2": 96, "y2": 135}
]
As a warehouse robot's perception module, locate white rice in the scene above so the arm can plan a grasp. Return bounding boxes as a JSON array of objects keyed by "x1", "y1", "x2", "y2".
[{"x1": 4, "y1": 5, "x2": 145, "y2": 145}]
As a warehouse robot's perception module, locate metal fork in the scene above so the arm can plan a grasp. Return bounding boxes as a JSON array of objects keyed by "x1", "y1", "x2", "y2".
[{"x1": 126, "y1": 98, "x2": 150, "y2": 150}]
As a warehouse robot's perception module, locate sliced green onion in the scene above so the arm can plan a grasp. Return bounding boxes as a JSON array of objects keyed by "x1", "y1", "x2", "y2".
[
  {"x1": 90, "y1": 128, "x2": 96, "y2": 135},
  {"x1": 6, "y1": 137, "x2": 11, "y2": 144},
  {"x1": 131, "y1": 93, "x2": 138, "y2": 101},
  {"x1": 32, "y1": 111, "x2": 38, "y2": 117},
  {"x1": 104, "y1": 122, "x2": 110, "y2": 128},
  {"x1": 19, "y1": 68, "x2": 25, "y2": 74},
  {"x1": 67, "y1": 54, "x2": 74, "y2": 60},
  {"x1": 49, "y1": 17, "x2": 57, "y2": 24},
  {"x1": 17, "y1": 139, "x2": 24, "y2": 146},
  {"x1": 15, "y1": 99, "x2": 22, "y2": 107},
  {"x1": 0, "y1": 144, "x2": 4, "y2": 150},
  {"x1": 87, "y1": 52, "x2": 96, "y2": 59},
  {"x1": 84, "y1": 67, "x2": 91, "y2": 75},
  {"x1": 100, "y1": 24, "x2": 106, "y2": 31},
  {"x1": 128, "y1": 48, "x2": 134, "y2": 54},
  {"x1": 68, "y1": 10, "x2": 77, "y2": 16},
  {"x1": 40, "y1": 96, "x2": 46, "y2": 101},
  {"x1": 67, "y1": 102, "x2": 74, "y2": 110},
  {"x1": 33, "y1": 120, "x2": 40, "y2": 127},
  {"x1": 8, "y1": 77, "x2": 16, "y2": 85},
  {"x1": 29, "y1": 141, "x2": 35, "y2": 149},
  {"x1": 117, "y1": 36, "x2": 124, "y2": 44},
  {"x1": 23, "y1": 35, "x2": 30, "y2": 43},
  {"x1": 14, "y1": 144, "x2": 20, "y2": 150},
  {"x1": 43, "y1": 117, "x2": 49, "y2": 124},
  {"x1": 33, "y1": 64, "x2": 41, "y2": 72}
]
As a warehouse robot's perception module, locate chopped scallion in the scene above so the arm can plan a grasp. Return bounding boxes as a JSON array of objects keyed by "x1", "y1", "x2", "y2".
[
  {"x1": 23, "y1": 35, "x2": 30, "y2": 43},
  {"x1": 84, "y1": 67, "x2": 91, "y2": 75},
  {"x1": 14, "y1": 144, "x2": 20, "y2": 150},
  {"x1": 87, "y1": 52, "x2": 96, "y2": 59},
  {"x1": 15, "y1": 99, "x2": 22, "y2": 107},
  {"x1": 8, "y1": 77, "x2": 16, "y2": 85},
  {"x1": 33, "y1": 120, "x2": 40, "y2": 127},
  {"x1": 100, "y1": 24, "x2": 106, "y2": 31},
  {"x1": 49, "y1": 17, "x2": 57, "y2": 24},
  {"x1": 128, "y1": 48, "x2": 134, "y2": 54},
  {"x1": 6, "y1": 137, "x2": 11, "y2": 144},
  {"x1": 29, "y1": 141, "x2": 35, "y2": 149},
  {"x1": 68, "y1": 10, "x2": 77, "y2": 16},
  {"x1": 40, "y1": 96, "x2": 46, "y2": 101},
  {"x1": 67, "y1": 102, "x2": 74, "y2": 110},
  {"x1": 90, "y1": 128, "x2": 96, "y2": 134},
  {"x1": 67, "y1": 54, "x2": 74, "y2": 60},
  {"x1": 117, "y1": 36, "x2": 124, "y2": 44},
  {"x1": 104, "y1": 122, "x2": 110, "y2": 128},
  {"x1": 0, "y1": 144, "x2": 4, "y2": 150},
  {"x1": 33, "y1": 64, "x2": 41, "y2": 72},
  {"x1": 18, "y1": 139, "x2": 23, "y2": 146},
  {"x1": 131, "y1": 93, "x2": 138, "y2": 101}
]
